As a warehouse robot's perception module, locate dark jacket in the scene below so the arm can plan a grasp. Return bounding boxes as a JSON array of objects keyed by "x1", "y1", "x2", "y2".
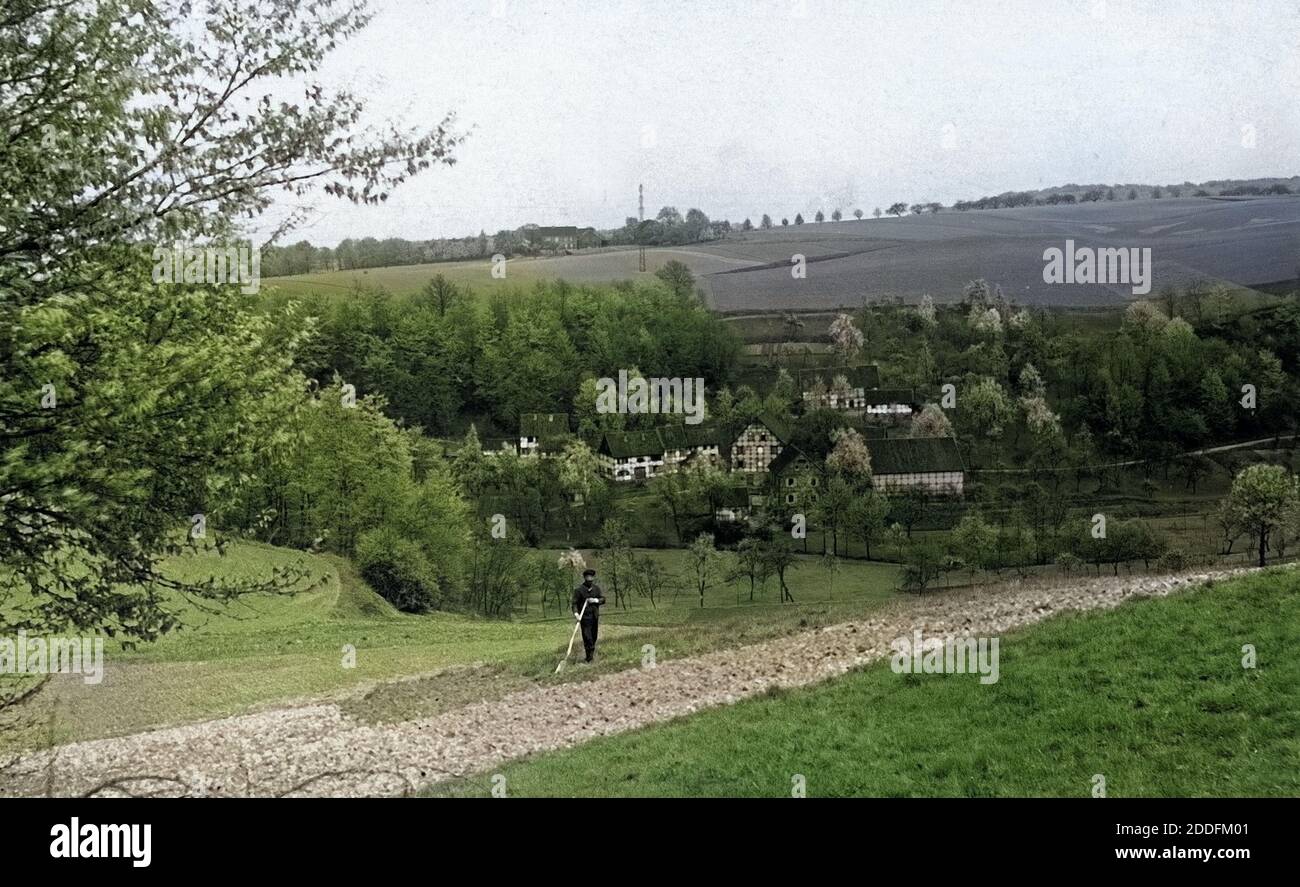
[{"x1": 572, "y1": 581, "x2": 605, "y2": 620}]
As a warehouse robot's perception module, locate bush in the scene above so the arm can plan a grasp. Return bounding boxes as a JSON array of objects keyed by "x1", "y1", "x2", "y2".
[
  {"x1": 1156, "y1": 548, "x2": 1189, "y2": 573},
  {"x1": 356, "y1": 526, "x2": 440, "y2": 612},
  {"x1": 1055, "y1": 552, "x2": 1084, "y2": 575}
]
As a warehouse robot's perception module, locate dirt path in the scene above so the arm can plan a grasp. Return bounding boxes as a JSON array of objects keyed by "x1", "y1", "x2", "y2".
[{"x1": 0, "y1": 566, "x2": 1266, "y2": 798}]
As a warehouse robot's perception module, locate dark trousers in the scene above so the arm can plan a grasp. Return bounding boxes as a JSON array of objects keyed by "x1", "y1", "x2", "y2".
[{"x1": 580, "y1": 616, "x2": 599, "y2": 661}]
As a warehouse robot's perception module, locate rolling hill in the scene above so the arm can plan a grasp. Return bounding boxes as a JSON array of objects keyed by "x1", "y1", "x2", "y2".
[{"x1": 265, "y1": 195, "x2": 1300, "y2": 311}]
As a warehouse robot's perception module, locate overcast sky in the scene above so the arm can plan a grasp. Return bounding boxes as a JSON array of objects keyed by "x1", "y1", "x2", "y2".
[{"x1": 257, "y1": 0, "x2": 1300, "y2": 244}]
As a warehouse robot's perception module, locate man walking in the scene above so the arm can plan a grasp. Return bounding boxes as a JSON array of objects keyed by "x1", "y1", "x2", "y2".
[{"x1": 572, "y1": 568, "x2": 605, "y2": 663}]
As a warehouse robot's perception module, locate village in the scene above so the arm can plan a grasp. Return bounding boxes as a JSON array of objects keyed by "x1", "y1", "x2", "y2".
[{"x1": 488, "y1": 363, "x2": 964, "y2": 529}]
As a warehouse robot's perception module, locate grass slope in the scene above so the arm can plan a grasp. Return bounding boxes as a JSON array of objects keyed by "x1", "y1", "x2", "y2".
[
  {"x1": 3, "y1": 542, "x2": 901, "y2": 750},
  {"x1": 431, "y1": 569, "x2": 1300, "y2": 797},
  {"x1": 2, "y1": 542, "x2": 576, "y2": 749}
]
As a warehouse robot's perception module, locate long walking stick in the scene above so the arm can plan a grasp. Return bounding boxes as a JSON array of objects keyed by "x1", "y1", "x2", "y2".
[{"x1": 555, "y1": 597, "x2": 590, "y2": 673}]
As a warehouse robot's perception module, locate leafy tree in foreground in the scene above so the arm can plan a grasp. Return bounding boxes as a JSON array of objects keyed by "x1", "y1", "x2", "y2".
[{"x1": 0, "y1": 0, "x2": 461, "y2": 640}]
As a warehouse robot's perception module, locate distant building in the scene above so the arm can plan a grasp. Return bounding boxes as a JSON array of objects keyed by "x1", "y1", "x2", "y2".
[
  {"x1": 796, "y1": 365, "x2": 883, "y2": 411},
  {"x1": 860, "y1": 387, "x2": 917, "y2": 418},
  {"x1": 530, "y1": 226, "x2": 580, "y2": 250},
  {"x1": 519, "y1": 412, "x2": 570, "y2": 456},
  {"x1": 714, "y1": 484, "x2": 762, "y2": 524},
  {"x1": 867, "y1": 436, "x2": 964, "y2": 495}
]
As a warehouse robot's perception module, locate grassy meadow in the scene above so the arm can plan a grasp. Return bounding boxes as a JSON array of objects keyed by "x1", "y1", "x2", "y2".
[
  {"x1": 429, "y1": 567, "x2": 1300, "y2": 798},
  {"x1": 1, "y1": 539, "x2": 901, "y2": 751}
]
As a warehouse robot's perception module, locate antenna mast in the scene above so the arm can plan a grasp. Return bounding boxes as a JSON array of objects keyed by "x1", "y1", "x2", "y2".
[{"x1": 638, "y1": 183, "x2": 646, "y2": 273}]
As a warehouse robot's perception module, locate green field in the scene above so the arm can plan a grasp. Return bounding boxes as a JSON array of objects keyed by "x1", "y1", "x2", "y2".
[
  {"x1": 2, "y1": 540, "x2": 900, "y2": 751},
  {"x1": 429, "y1": 568, "x2": 1300, "y2": 797},
  {"x1": 263, "y1": 246, "x2": 741, "y2": 300}
]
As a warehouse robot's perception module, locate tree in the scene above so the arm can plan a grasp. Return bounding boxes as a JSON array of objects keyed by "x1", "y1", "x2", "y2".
[
  {"x1": 597, "y1": 518, "x2": 631, "y2": 610},
  {"x1": 849, "y1": 492, "x2": 890, "y2": 559},
  {"x1": 831, "y1": 209, "x2": 843, "y2": 222},
  {"x1": 656, "y1": 206, "x2": 684, "y2": 227},
  {"x1": 728, "y1": 536, "x2": 769, "y2": 603},
  {"x1": 794, "y1": 213, "x2": 805, "y2": 225},
  {"x1": 451, "y1": 425, "x2": 490, "y2": 499},
  {"x1": 686, "y1": 533, "x2": 723, "y2": 608},
  {"x1": 900, "y1": 542, "x2": 945, "y2": 593},
  {"x1": 655, "y1": 259, "x2": 696, "y2": 299},
  {"x1": 558, "y1": 440, "x2": 604, "y2": 535},
  {"x1": 759, "y1": 536, "x2": 797, "y2": 603},
  {"x1": 951, "y1": 512, "x2": 996, "y2": 583},
  {"x1": 910, "y1": 403, "x2": 953, "y2": 437},
  {"x1": 781, "y1": 217, "x2": 789, "y2": 226},
  {"x1": 962, "y1": 377, "x2": 1015, "y2": 439},
  {"x1": 1221, "y1": 465, "x2": 1299, "y2": 567},
  {"x1": 684, "y1": 208, "x2": 711, "y2": 240},
  {"x1": 829, "y1": 312, "x2": 864, "y2": 363},
  {"x1": 887, "y1": 202, "x2": 908, "y2": 217},
  {"x1": 761, "y1": 214, "x2": 773, "y2": 229},
  {"x1": 892, "y1": 488, "x2": 930, "y2": 539},
  {"x1": 815, "y1": 210, "x2": 825, "y2": 223},
  {"x1": 854, "y1": 209, "x2": 863, "y2": 220},
  {"x1": 418, "y1": 275, "x2": 462, "y2": 317},
  {"x1": 2, "y1": 0, "x2": 461, "y2": 305},
  {"x1": 627, "y1": 552, "x2": 670, "y2": 609},
  {"x1": 826, "y1": 428, "x2": 872, "y2": 481},
  {"x1": 465, "y1": 527, "x2": 527, "y2": 617},
  {"x1": 0, "y1": 0, "x2": 460, "y2": 642},
  {"x1": 815, "y1": 473, "x2": 855, "y2": 555},
  {"x1": 651, "y1": 470, "x2": 693, "y2": 542},
  {"x1": 741, "y1": 218, "x2": 753, "y2": 231},
  {"x1": 873, "y1": 207, "x2": 882, "y2": 218}
]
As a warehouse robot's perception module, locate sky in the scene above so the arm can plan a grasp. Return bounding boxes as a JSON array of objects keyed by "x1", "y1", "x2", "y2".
[{"x1": 254, "y1": 0, "x2": 1300, "y2": 245}]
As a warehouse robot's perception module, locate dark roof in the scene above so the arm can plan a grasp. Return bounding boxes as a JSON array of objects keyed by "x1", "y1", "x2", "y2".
[
  {"x1": 600, "y1": 429, "x2": 664, "y2": 458},
  {"x1": 599, "y1": 424, "x2": 722, "y2": 459},
  {"x1": 860, "y1": 388, "x2": 916, "y2": 405},
  {"x1": 532, "y1": 226, "x2": 579, "y2": 238},
  {"x1": 716, "y1": 484, "x2": 753, "y2": 508},
  {"x1": 867, "y1": 436, "x2": 964, "y2": 475},
  {"x1": 520, "y1": 413, "x2": 570, "y2": 438},
  {"x1": 769, "y1": 443, "x2": 818, "y2": 475},
  {"x1": 795, "y1": 365, "x2": 880, "y2": 391},
  {"x1": 738, "y1": 411, "x2": 792, "y2": 444}
]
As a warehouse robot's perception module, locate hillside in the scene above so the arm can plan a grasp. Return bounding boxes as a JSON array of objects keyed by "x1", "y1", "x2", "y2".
[{"x1": 268, "y1": 196, "x2": 1300, "y2": 310}]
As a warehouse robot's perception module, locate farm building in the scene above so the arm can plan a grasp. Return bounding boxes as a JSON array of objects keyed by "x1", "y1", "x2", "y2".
[
  {"x1": 796, "y1": 365, "x2": 883, "y2": 411},
  {"x1": 597, "y1": 424, "x2": 721, "y2": 482},
  {"x1": 519, "y1": 413, "x2": 570, "y2": 456},
  {"x1": 714, "y1": 484, "x2": 761, "y2": 524},
  {"x1": 728, "y1": 412, "x2": 791, "y2": 474},
  {"x1": 768, "y1": 445, "x2": 822, "y2": 508},
  {"x1": 530, "y1": 226, "x2": 580, "y2": 250},
  {"x1": 867, "y1": 436, "x2": 965, "y2": 495},
  {"x1": 860, "y1": 387, "x2": 917, "y2": 418}
]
